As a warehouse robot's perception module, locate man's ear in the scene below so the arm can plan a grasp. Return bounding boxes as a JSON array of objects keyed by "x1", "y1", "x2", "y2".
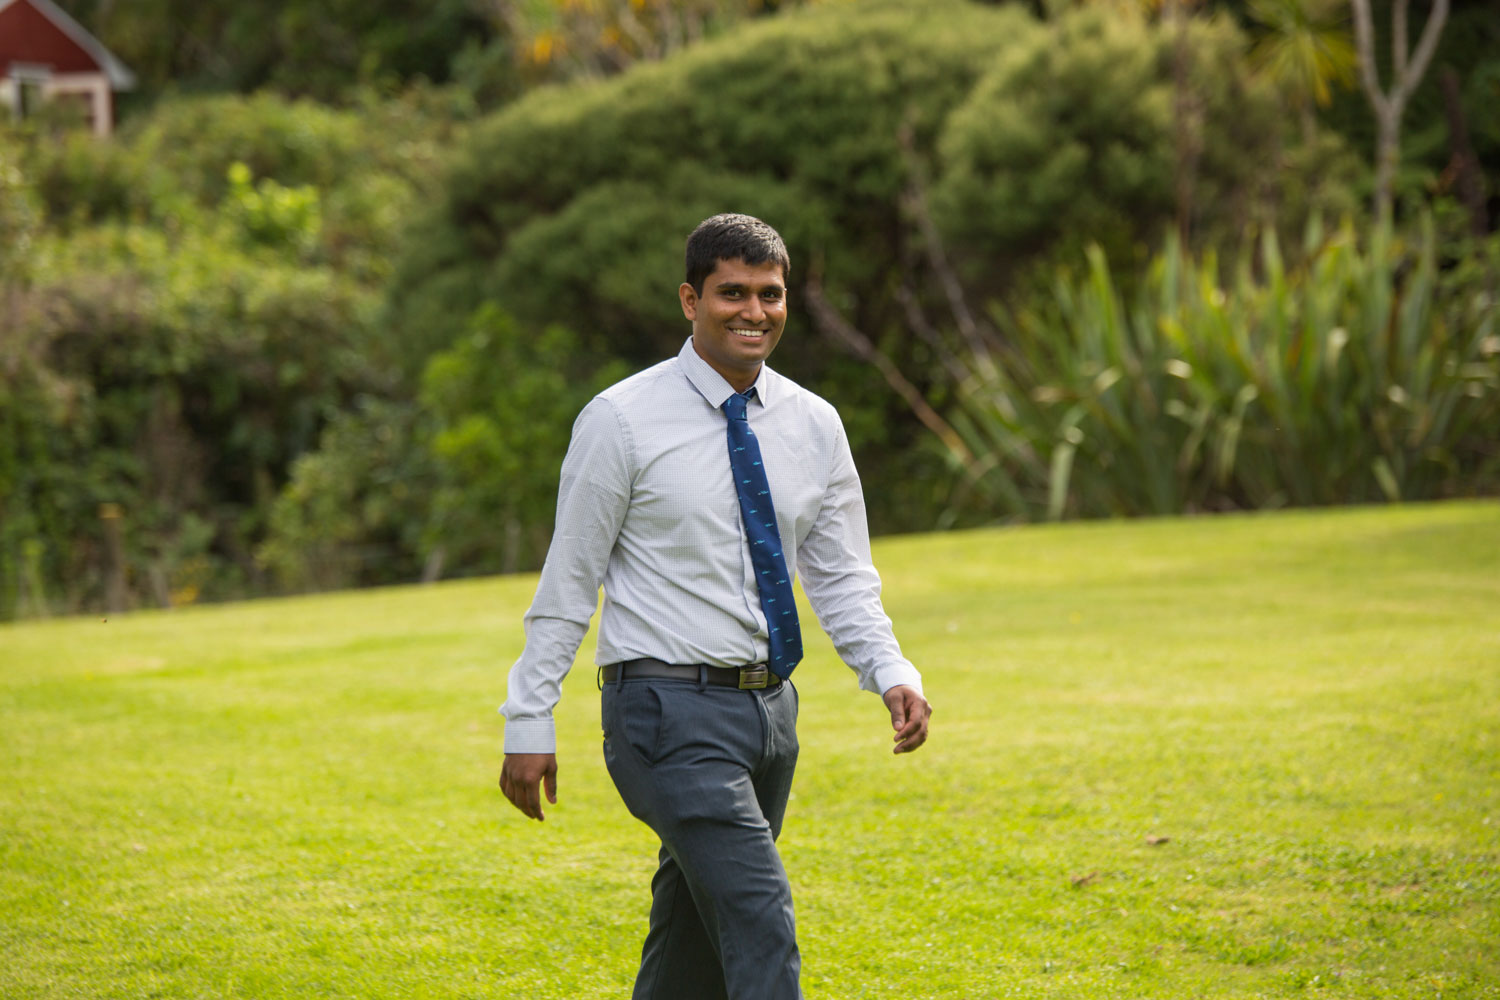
[{"x1": 679, "y1": 282, "x2": 698, "y2": 322}]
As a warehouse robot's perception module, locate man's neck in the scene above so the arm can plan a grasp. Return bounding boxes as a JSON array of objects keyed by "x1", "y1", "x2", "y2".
[{"x1": 689, "y1": 338, "x2": 761, "y2": 393}]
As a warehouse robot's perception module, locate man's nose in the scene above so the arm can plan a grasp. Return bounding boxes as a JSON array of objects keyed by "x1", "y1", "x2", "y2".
[{"x1": 741, "y1": 296, "x2": 765, "y2": 321}]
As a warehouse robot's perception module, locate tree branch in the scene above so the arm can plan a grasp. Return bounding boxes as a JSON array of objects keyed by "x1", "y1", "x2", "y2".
[
  {"x1": 1393, "y1": 0, "x2": 1409, "y2": 82},
  {"x1": 894, "y1": 278, "x2": 973, "y2": 387},
  {"x1": 1349, "y1": 0, "x2": 1388, "y2": 116},
  {"x1": 803, "y1": 274, "x2": 974, "y2": 467},
  {"x1": 1397, "y1": 0, "x2": 1449, "y2": 106},
  {"x1": 896, "y1": 123, "x2": 1003, "y2": 372}
]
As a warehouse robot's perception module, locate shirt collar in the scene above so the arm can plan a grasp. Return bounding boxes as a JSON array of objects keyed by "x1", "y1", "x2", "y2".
[{"x1": 676, "y1": 337, "x2": 773, "y2": 410}]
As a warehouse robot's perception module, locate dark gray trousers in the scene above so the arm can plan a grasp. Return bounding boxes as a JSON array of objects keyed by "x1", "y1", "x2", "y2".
[{"x1": 602, "y1": 676, "x2": 801, "y2": 1000}]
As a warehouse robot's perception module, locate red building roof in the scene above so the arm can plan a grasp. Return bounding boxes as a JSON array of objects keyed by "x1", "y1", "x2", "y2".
[{"x1": 0, "y1": 0, "x2": 136, "y2": 87}]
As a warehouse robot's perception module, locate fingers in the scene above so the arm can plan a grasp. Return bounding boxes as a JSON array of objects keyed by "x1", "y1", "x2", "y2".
[
  {"x1": 523, "y1": 778, "x2": 543, "y2": 821},
  {"x1": 893, "y1": 720, "x2": 927, "y2": 753},
  {"x1": 500, "y1": 753, "x2": 557, "y2": 821},
  {"x1": 883, "y1": 685, "x2": 909, "y2": 732},
  {"x1": 890, "y1": 690, "x2": 932, "y2": 755}
]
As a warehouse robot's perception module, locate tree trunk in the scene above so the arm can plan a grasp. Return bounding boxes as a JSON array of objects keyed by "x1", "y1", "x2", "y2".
[
  {"x1": 1350, "y1": 0, "x2": 1451, "y2": 222},
  {"x1": 1373, "y1": 103, "x2": 1400, "y2": 223},
  {"x1": 1168, "y1": 0, "x2": 1201, "y2": 245}
]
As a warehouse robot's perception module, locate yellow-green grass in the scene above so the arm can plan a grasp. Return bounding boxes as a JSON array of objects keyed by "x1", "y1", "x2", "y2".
[{"x1": 2, "y1": 501, "x2": 1497, "y2": 998}]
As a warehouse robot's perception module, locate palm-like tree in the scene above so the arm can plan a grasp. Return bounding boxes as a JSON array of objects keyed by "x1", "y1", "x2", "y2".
[{"x1": 1246, "y1": 0, "x2": 1357, "y2": 143}]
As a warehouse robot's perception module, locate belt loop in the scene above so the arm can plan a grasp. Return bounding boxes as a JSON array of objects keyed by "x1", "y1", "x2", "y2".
[
  {"x1": 596, "y1": 663, "x2": 603, "y2": 691},
  {"x1": 616, "y1": 661, "x2": 626, "y2": 690},
  {"x1": 697, "y1": 664, "x2": 707, "y2": 692}
]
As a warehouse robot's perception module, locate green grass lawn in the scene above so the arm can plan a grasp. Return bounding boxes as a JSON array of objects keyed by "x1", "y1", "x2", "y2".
[{"x1": 2, "y1": 501, "x2": 1498, "y2": 999}]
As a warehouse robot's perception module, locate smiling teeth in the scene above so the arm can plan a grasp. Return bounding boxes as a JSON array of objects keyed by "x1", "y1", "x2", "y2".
[{"x1": 731, "y1": 329, "x2": 766, "y2": 338}]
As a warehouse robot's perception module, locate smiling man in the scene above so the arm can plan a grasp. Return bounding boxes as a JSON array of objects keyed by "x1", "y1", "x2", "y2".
[{"x1": 499, "y1": 213, "x2": 931, "y2": 1000}]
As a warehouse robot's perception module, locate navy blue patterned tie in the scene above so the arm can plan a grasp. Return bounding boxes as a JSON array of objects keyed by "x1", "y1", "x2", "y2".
[{"x1": 722, "y1": 389, "x2": 803, "y2": 678}]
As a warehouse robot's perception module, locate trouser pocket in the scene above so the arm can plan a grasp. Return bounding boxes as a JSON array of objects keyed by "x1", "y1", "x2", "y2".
[{"x1": 604, "y1": 680, "x2": 667, "y2": 766}]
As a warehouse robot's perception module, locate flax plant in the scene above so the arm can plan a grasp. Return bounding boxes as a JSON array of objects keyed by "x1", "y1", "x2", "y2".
[{"x1": 951, "y1": 217, "x2": 1500, "y2": 519}]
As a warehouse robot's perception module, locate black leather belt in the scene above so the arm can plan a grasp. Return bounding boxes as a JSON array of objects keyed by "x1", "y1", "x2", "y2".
[{"x1": 601, "y1": 657, "x2": 783, "y2": 690}]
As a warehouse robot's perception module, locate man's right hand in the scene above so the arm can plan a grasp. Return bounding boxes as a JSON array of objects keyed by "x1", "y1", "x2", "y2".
[{"x1": 500, "y1": 753, "x2": 558, "y2": 821}]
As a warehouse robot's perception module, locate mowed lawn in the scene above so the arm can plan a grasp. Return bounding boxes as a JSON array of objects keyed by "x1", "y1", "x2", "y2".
[{"x1": 2, "y1": 501, "x2": 1497, "y2": 999}]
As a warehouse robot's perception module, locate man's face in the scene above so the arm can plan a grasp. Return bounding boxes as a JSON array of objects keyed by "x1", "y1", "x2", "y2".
[{"x1": 680, "y1": 257, "x2": 788, "y2": 392}]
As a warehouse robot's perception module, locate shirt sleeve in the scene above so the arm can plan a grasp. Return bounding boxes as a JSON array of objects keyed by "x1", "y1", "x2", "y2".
[
  {"x1": 501, "y1": 396, "x2": 632, "y2": 753},
  {"x1": 795, "y1": 415, "x2": 923, "y2": 697}
]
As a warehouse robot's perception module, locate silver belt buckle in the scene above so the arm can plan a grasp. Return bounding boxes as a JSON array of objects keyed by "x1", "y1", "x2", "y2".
[{"x1": 738, "y1": 665, "x2": 770, "y2": 690}]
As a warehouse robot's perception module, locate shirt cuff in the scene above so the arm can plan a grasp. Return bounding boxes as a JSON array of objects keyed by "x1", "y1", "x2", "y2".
[
  {"x1": 870, "y1": 662, "x2": 923, "y2": 698},
  {"x1": 502, "y1": 716, "x2": 558, "y2": 754}
]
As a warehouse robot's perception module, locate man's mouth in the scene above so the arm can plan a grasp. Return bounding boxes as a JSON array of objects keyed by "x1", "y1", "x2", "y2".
[{"x1": 729, "y1": 328, "x2": 768, "y2": 340}]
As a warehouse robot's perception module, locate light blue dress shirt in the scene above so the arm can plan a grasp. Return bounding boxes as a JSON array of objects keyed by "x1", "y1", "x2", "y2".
[{"x1": 502, "y1": 338, "x2": 922, "y2": 753}]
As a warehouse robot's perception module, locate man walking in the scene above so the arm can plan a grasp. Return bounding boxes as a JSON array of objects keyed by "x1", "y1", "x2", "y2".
[{"x1": 499, "y1": 213, "x2": 932, "y2": 999}]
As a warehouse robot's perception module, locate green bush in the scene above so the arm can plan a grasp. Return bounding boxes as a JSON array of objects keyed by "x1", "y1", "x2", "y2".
[
  {"x1": 223, "y1": 161, "x2": 323, "y2": 257},
  {"x1": 419, "y1": 306, "x2": 631, "y2": 576},
  {"x1": 1, "y1": 86, "x2": 483, "y2": 616},
  {"x1": 23, "y1": 128, "x2": 143, "y2": 227},
  {"x1": 0, "y1": 136, "x2": 41, "y2": 276},
  {"x1": 949, "y1": 217, "x2": 1500, "y2": 520},
  {"x1": 261, "y1": 305, "x2": 634, "y2": 592},
  {"x1": 68, "y1": 0, "x2": 494, "y2": 99},
  {"x1": 386, "y1": 0, "x2": 1345, "y2": 537},
  {"x1": 385, "y1": 0, "x2": 1036, "y2": 376},
  {"x1": 258, "y1": 399, "x2": 435, "y2": 592},
  {"x1": 0, "y1": 224, "x2": 385, "y2": 617},
  {"x1": 931, "y1": 7, "x2": 1346, "y2": 278},
  {"x1": 123, "y1": 93, "x2": 369, "y2": 203}
]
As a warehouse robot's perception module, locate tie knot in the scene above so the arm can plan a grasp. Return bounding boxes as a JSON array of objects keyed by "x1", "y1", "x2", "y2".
[{"x1": 721, "y1": 390, "x2": 754, "y2": 421}]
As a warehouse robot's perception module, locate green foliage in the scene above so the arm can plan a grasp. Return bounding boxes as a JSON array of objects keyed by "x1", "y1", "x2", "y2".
[
  {"x1": 498, "y1": 0, "x2": 819, "y2": 83},
  {"x1": 21, "y1": 126, "x2": 142, "y2": 227},
  {"x1": 932, "y1": 7, "x2": 1322, "y2": 273},
  {"x1": 420, "y1": 306, "x2": 632, "y2": 575},
  {"x1": 0, "y1": 138, "x2": 41, "y2": 278},
  {"x1": 260, "y1": 304, "x2": 631, "y2": 593},
  {"x1": 389, "y1": 0, "x2": 1032, "y2": 370},
  {"x1": 123, "y1": 93, "x2": 370, "y2": 204},
  {"x1": 385, "y1": 0, "x2": 1043, "y2": 540},
  {"x1": 1317, "y1": 0, "x2": 1499, "y2": 219},
  {"x1": 388, "y1": 0, "x2": 1347, "y2": 540},
  {"x1": 0, "y1": 223, "x2": 385, "y2": 617},
  {"x1": 64, "y1": 0, "x2": 497, "y2": 100},
  {"x1": 491, "y1": 167, "x2": 813, "y2": 358},
  {"x1": 934, "y1": 7, "x2": 1175, "y2": 268},
  {"x1": 1245, "y1": 0, "x2": 1357, "y2": 110},
  {"x1": 0, "y1": 85, "x2": 486, "y2": 617},
  {"x1": 19, "y1": 91, "x2": 463, "y2": 274},
  {"x1": 10, "y1": 0, "x2": 1489, "y2": 619},
  {"x1": 223, "y1": 161, "x2": 322, "y2": 257},
  {"x1": 950, "y1": 217, "x2": 1500, "y2": 519},
  {"x1": 259, "y1": 399, "x2": 436, "y2": 592}
]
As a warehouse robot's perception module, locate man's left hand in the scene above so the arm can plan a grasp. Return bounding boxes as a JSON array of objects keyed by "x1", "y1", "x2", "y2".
[{"x1": 882, "y1": 685, "x2": 932, "y2": 754}]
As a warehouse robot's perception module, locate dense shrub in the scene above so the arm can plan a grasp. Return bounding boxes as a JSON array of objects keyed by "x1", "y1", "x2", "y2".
[
  {"x1": 933, "y1": 9, "x2": 1297, "y2": 273},
  {"x1": 385, "y1": 0, "x2": 1344, "y2": 540},
  {"x1": 66, "y1": 0, "x2": 495, "y2": 99},
  {"x1": 258, "y1": 399, "x2": 435, "y2": 592},
  {"x1": 0, "y1": 224, "x2": 385, "y2": 616},
  {"x1": 949, "y1": 218, "x2": 1500, "y2": 519},
  {"x1": 385, "y1": 0, "x2": 1038, "y2": 376},
  {"x1": 419, "y1": 306, "x2": 632, "y2": 576}
]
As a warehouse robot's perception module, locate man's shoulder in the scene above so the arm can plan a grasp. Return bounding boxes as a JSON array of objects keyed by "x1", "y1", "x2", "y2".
[
  {"x1": 594, "y1": 356, "x2": 686, "y2": 412},
  {"x1": 765, "y1": 367, "x2": 842, "y2": 427}
]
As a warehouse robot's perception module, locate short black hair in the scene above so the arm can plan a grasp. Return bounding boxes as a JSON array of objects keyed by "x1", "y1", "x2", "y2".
[{"x1": 684, "y1": 213, "x2": 790, "y2": 295}]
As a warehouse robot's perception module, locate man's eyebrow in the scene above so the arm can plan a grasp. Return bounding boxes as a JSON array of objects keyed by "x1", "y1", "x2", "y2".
[{"x1": 715, "y1": 280, "x2": 785, "y2": 293}]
